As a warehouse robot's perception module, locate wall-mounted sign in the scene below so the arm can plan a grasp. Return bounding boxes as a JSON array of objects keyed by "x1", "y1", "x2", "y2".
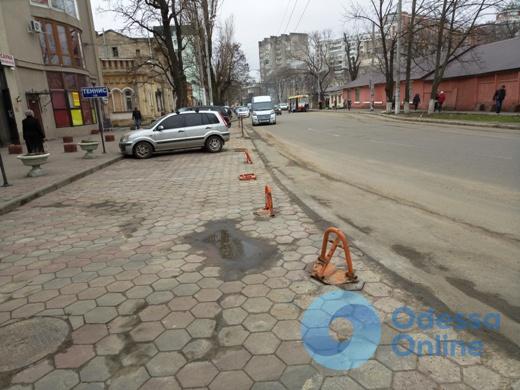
[
  {"x1": 81, "y1": 86, "x2": 109, "y2": 99},
  {"x1": 0, "y1": 52, "x2": 15, "y2": 68}
]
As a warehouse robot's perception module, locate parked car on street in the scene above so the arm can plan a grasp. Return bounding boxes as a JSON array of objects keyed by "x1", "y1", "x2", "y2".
[
  {"x1": 184, "y1": 106, "x2": 232, "y2": 128},
  {"x1": 279, "y1": 102, "x2": 289, "y2": 110},
  {"x1": 274, "y1": 105, "x2": 282, "y2": 115},
  {"x1": 119, "y1": 111, "x2": 230, "y2": 159},
  {"x1": 236, "y1": 106, "x2": 250, "y2": 118}
]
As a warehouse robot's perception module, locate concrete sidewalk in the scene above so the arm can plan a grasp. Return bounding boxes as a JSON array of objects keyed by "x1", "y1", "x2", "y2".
[
  {"x1": 0, "y1": 131, "x2": 125, "y2": 215},
  {"x1": 0, "y1": 124, "x2": 518, "y2": 389}
]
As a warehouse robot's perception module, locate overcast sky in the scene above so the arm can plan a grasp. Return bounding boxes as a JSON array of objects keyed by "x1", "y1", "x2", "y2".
[{"x1": 90, "y1": 0, "x2": 351, "y2": 79}]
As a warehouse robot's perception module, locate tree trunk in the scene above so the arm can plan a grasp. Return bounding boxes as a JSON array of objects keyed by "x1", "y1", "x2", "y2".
[{"x1": 404, "y1": 0, "x2": 417, "y2": 114}]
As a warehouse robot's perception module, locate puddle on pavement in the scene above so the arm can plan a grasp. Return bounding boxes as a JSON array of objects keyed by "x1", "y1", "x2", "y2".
[{"x1": 188, "y1": 220, "x2": 279, "y2": 281}]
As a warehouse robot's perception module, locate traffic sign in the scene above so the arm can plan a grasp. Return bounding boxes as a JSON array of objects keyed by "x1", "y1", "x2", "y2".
[{"x1": 81, "y1": 86, "x2": 109, "y2": 99}]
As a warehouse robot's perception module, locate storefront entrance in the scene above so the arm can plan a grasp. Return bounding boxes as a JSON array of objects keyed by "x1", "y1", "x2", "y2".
[{"x1": 0, "y1": 66, "x2": 19, "y2": 146}]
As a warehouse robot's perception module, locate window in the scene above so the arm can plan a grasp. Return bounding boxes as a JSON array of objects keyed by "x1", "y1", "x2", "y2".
[
  {"x1": 124, "y1": 90, "x2": 133, "y2": 111},
  {"x1": 31, "y1": 0, "x2": 78, "y2": 19},
  {"x1": 136, "y1": 49, "x2": 141, "y2": 57},
  {"x1": 38, "y1": 19, "x2": 83, "y2": 67},
  {"x1": 47, "y1": 72, "x2": 96, "y2": 128},
  {"x1": 161, "y1": 115, "x2": 185, "y2": 129},
  {"x1": 355, "y1": 88, "x2": 360, "y2": 101},
  {"x1": 202, "y1": 113, "x2": 219, "y2": 125},
  {"x1": 182, "y1": 113, "x2": 203, "y2": 127},
  {"x1": 112, "y1": 47, "x2": 119, "y2": 57}
]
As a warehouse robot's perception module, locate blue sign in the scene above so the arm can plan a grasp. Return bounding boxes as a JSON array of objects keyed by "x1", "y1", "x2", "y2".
[
  {"x1": 301, "y1": 291, "x2": 381, "y2": 371},
  {"x1": 81, "y1": 86, "x2": 108, "y2": 99}
]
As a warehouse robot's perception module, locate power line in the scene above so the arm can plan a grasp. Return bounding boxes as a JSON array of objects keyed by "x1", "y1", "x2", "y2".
[
  {"x1": 293, "y1": 0, "x2": 312, "y2": 32},
  {"x1": 284, "y1": 0, "x2": 298, "y2": 34},
  {"x1": 277, "y1": 0, "x2": 292, "y2": 35}
]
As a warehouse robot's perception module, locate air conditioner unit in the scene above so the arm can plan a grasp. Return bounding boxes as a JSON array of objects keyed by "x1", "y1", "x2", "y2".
[{"x1": 29, "y1": 20, "x2": 43, "y2": 33}]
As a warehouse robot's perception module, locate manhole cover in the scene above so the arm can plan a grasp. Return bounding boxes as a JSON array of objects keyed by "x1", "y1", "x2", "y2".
[{"x1": 0, "y1": 318, "x2": 69, "y2": 372}]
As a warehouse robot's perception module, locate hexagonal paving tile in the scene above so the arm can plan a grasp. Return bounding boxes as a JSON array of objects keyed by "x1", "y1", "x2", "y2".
[
  {"x1": 173, "y1": 283, "x2": 200, "y2": 297},
  {"x1": 154, "y1": 329, "x2": 191, "y2": 351},
  {"x1": 145, "y1": 351, "x2": 186, "y2": 377},
  {"x1": 267, "y1": 289, "x2": 296, "y2": 303},
  {"x1": 176, "y1": 361, "x2": 218, "y2": 388},
  {"x1": 220, "y1": 294, "x2": 247, "y2": 309},
  {"x1": 84, "y1": 307, "x2": 118, "y2": 324},
  {"x1": 130, "y1": 322, "x2": 164, "y2": 342},
  {"x1": 146, "y1": 291, "x2": 174, "y2": 305},
  {"x1": 242, "y1": 297, "x2": 273, "y2": 314},
  {"x1": 243, "y1": 313, "x2": 277, "y2": 332},
  {"x1": 35, "y1": 369, "x2": 79, "y2": 390},
  {"x1": 218, "y1": 325, "x2": 249, "y2": 347},
  {"x1": 276, "y1": 341, "x2": 312, "y2": 365},
  {"x1": 349, "y1": 360, "x2": 392, "y2": 389},
  {"x1": 72, "y1": 324, "x2": 108, "y2": 344},
  {"x1": 139, "y1": 305, "x2": 170, "y2": 322},
  {"x1": 191, "y1": 302, "x2": 221, "y2": 318},
  {"x1": 270, "y1": 303, "x2": 300, "y2": 320},
  {"x1": 244, "y1": 332, "x2": 280, "y2": 354},
  {"x1": 280, "y1": 365, "x2": 323, "y2": 390},
  {"x1": 242, "y1": 284, "x2": 270, "y2": 298},
  {"x1": 187, "y1": 318, "x2": 216, "y2": 338},
  {"x1": 183, "y1": 339, "x2": 214, "y2": 360},
  {"x1": 54, "y1": 345, "x2": 95, "y2": 369},
  {"x1": 209, "y1": 371, "x2": 253, "y2": 390},
  {"x1": 96, "y1": 293, "x2": 126, "y2": 307},
  {"x1": 222, "y1": 307, "x2": 248, "y2": 325},
  {"x1": 79, "y1": 356, "x2": 111, "y2": 382},
  {"x1": 168, "y1": 296, "x2": 197, "y2": 311},
  {"x1": 212, "y1": 348, "x2": 252, "y2": 371},
  {"x1": 272, "y1": 320, "x2": 301, "y2": 340},
  {"x1": 245, "y1": 355, "x2": 285, "y2": 381}
]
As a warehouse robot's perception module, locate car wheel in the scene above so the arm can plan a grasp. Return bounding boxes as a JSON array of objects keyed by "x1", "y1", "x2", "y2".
[
  {"x1": 205, "y1": 136, "x2": 223, "y2": 153},
  {"x1": 133, "y1": 141, "x2": 153, "y2": 159}
]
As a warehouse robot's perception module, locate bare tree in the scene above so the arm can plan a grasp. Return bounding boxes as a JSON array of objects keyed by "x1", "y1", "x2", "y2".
[
  {"x1": 295, "y1": 31, "x2": 334, "y2": 107},
  {"x1": 425, "y1": 0, "x2": 500, "y2": 113},
  {"x1": 343, "y1": 32, "x2": 362, "y2": 81},
  {"x1": 104, "y1": 0, "x2": 190, "y2": 107},
  {"x1": 212, "y1": 18, "x2": 250, "y2": 105},
  {"x1": 350, "y1": 0, "x2": 399, "y2": 111}
]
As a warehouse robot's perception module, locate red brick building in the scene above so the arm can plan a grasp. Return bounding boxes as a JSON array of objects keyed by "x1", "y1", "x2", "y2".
[{"x1": 343, "y1": 37, "x2": 520, "y2": 112}]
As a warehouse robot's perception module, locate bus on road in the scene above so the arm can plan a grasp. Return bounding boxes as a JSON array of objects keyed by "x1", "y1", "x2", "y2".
[{"x1": 288, "y1": 95, "x2": 310, "y2": 112}]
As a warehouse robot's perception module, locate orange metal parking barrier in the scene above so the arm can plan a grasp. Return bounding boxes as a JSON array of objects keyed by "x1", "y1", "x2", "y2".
[
  {"x1": 255, "y1": 185, "x2": 275, "y2": 217},
  {"x1": 244, "y1": 150, "x2": 253, "y2": 164},
  {"x1": 239, "y1": 173, "x2": 257, "y2": 181},
  {"x1": 308, "y1": 227, "x2": 363, "y2": 289}
]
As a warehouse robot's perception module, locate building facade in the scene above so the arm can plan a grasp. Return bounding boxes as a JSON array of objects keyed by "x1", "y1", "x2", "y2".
[
  {"x1": 0, "y1": 0, "x2": 102, "y2": 146},
  {"x1": 258, "y1": 33, "x2": 308, "y2": 82},
  {"x1": 342, "y1": 37, "x2": 520, "y2": 112},
  {"x1": 96, "y1": 30, "x2": 175, "y2": 127}
]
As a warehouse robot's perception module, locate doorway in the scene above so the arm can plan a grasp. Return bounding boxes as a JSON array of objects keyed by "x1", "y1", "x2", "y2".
[{"x1": 0, "y1": 66, "x2": 19, "y2": 146}]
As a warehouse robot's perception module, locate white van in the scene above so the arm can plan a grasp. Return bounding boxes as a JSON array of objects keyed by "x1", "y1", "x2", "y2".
[{"x1": 251, "y1": 96, "x2": 276, "y2": 126}]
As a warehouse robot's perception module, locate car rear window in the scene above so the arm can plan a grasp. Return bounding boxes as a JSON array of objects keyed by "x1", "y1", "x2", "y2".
[{"x1": 203, "y1": 113, "x2": 220, "y2": 124}]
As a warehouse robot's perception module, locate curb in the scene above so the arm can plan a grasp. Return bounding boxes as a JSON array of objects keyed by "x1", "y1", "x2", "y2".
[
  {"x1": 0, "y1": 155, "x2": 123, "y2": 216},
  {"x1": 371, "y1": 113, "x2": 520, "y2": 130}
]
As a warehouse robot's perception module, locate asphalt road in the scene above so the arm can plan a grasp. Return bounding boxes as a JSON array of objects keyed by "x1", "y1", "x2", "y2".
[{"x1": 250, "y1": 111, "x2": 520, "y2": 348}]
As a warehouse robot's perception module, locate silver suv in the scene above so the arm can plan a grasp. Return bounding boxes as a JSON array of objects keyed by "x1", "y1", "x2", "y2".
[{"x1": 119, "y1": 111, "x2": 230, "y2": 159}]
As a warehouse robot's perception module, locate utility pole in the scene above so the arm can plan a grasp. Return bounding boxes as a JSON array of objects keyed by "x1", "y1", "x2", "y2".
[{"x1": 395, "y1": 0, "x2": 402, "y2": 115}]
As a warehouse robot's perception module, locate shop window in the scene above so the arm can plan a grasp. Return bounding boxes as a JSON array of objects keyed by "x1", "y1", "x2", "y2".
[
  {"x1": 47, "y1": 72, "x2": 95, "y2": 128},
  {"x1": 37, "y1": 19, "x2": 83, "y2": 68}
]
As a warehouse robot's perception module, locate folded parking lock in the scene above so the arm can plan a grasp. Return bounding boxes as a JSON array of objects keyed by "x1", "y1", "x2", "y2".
[{"x1": 307, "y1": 227, "x2": 364, "y2": 290}]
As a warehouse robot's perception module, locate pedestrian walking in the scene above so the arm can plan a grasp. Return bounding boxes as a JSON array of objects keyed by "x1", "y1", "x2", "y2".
[
  {"x1": 436, "y1": 91, "x2": 446, "y2": 112},
  {"x1": 493, "y1": 85, "x2": 506, "y2": 114},
  {"x1": 22, "y1": 110, "x2": 45, "y2": 154},
  {"x1": 132, "y1": 107, "x2": 142, "y2": 129},
  {"x1": 347, "y1": 99, "x2": 352, "y2": 111},
  {"x1": 413, "y1": 93, "x2": 421, "y2": 111}
]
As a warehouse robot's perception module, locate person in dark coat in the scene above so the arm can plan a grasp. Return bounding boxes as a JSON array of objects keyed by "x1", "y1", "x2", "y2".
[
  {"x1": 132, "y1": 107, "x2": 142, "y2": 129},
  {"x1": 412, "y1": 93, "x2": 421, "y2": 111},
  {"x1": 22, "y1": 110, "x2": 45, "y2": 154},
  {"x1": 493, "y1": 85, "x2": 506, "y2": 114}
]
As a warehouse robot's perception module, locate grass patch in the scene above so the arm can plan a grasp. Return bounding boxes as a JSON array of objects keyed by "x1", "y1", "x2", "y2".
[{"x1": 395, "y1": 112, "x2": 520, "y2": 124}]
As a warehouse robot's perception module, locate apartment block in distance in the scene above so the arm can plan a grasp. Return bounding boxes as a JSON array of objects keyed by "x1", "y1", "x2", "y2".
[
  {"x1": 258, "y1": 33, "x2": 308, "y2": 82},
  {"x1": 0, "y1": 0, "x2": 102, "y2": 145}
]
